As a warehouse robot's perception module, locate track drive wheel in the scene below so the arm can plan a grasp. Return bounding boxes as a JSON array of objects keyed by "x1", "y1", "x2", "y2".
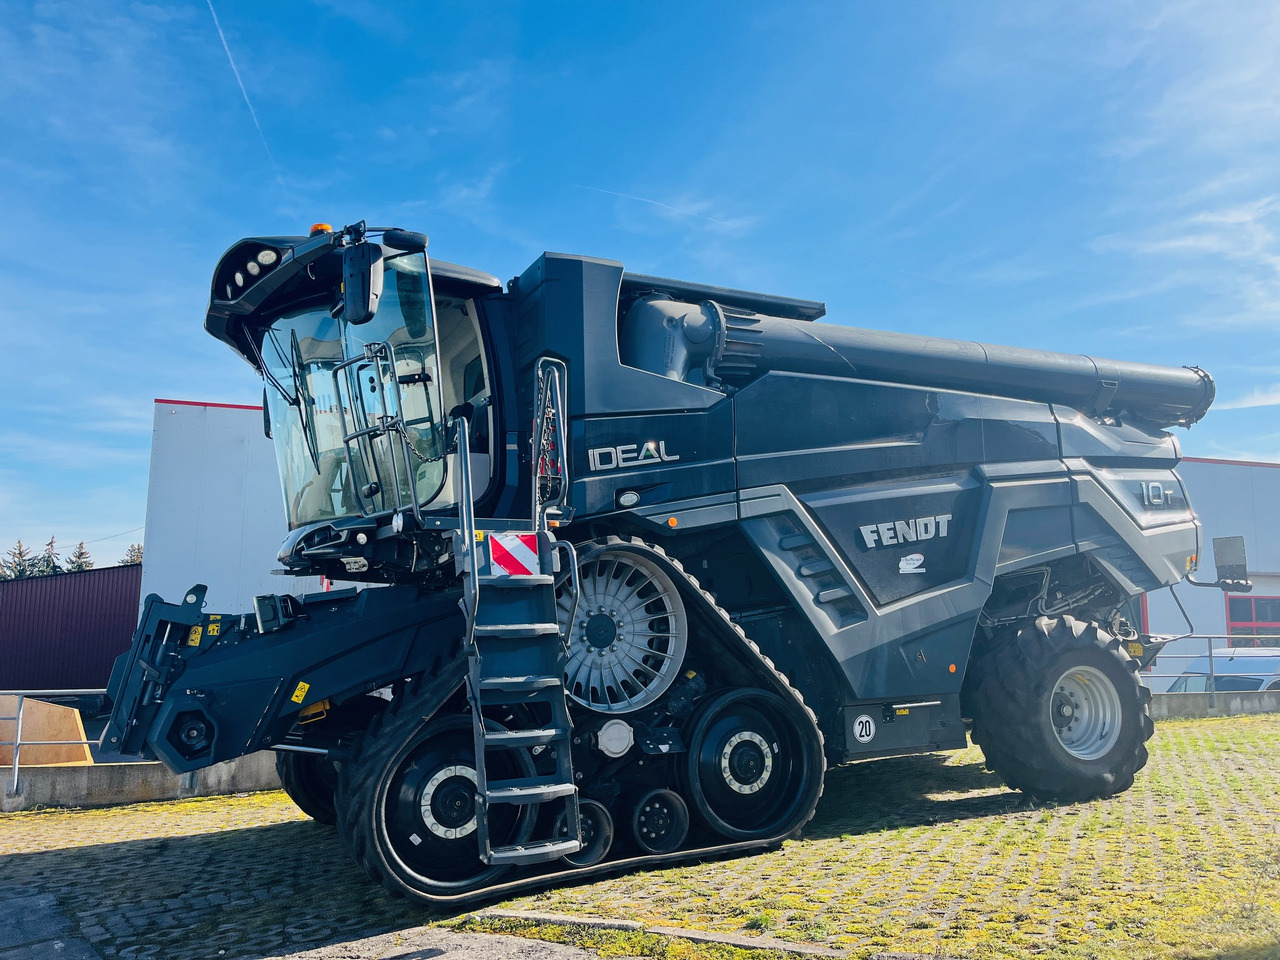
[
  {"x1": 684, "y1": 688, "x2": 823, "y2": 841},
  {"x1": 275, "y1": 751, "x2": 339, "y2": 825},
  {"x1": 965, "y1": 614, "x2": 1154, "y2": 802},
  {"x1": 556, "y1": 541, "x2": 688, "y2": 714},
  {"x1": 337, "y1": 695, "x2": 536, "y2": 901}
]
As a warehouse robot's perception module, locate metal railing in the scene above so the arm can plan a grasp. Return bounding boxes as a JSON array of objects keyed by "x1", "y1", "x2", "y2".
[
  {"x1": 1145, "y1": 635, "x2": 1280, "y2": 708},
  {"x1": 1, "y1": 688, "x2": 105, "y2": 794}
]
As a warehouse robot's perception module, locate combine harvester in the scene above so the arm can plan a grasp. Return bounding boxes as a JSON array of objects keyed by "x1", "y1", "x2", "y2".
[{"x1": 104, "y1": 221, "x2": 1243, "y2": 904}]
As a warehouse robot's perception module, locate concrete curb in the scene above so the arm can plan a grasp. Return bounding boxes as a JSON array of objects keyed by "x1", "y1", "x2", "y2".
[
  {"x1": 1150, "y1": 692, "x2": 1280, "y2": 720},
  {"x1": 475, "y1": 908, "x2": 850, "y2": 957}
]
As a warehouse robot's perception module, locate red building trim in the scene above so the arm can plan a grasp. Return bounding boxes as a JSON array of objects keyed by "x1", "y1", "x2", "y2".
[{"x1": 154, "y1": 398, "x2": 263, "y2": 412}]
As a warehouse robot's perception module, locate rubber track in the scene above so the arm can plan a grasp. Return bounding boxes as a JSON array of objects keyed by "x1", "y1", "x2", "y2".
[
  {"x1": 966, "y1": 614, "x2": 1154, "y2": 802},
  {"x1": 334, "y1": 534, "x2": 826, "y2": 906},
  {"x1": 334, "y1": 652, "x2": 469, "y2": 867}
]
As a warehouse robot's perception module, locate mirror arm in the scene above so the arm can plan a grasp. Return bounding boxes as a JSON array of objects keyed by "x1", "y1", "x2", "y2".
[{"x1": 1184, "y1": 575, "x2": 1253, "y2": 593}]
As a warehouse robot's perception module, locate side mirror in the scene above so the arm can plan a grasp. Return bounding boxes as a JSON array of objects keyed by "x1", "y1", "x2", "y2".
[
  {"x1": 342, "y1": 240, "x2": 384, "y2": 325},
  {"x1": 383, "y1": 228, "x2": 428, "y2": 253},
  {"x1": 1212, "y1": 536, "x2": 1252, "y2": 592}
]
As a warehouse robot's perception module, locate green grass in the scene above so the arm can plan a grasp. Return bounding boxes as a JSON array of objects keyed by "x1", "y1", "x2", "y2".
[{"x1": 493, "y1": 715, "x2": 1280, "y2": 960}]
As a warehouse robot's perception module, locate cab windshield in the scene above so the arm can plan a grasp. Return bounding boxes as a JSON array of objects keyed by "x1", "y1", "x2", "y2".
[{"x1": 261, "y1": 251, "x2": 446, "y2": 528}]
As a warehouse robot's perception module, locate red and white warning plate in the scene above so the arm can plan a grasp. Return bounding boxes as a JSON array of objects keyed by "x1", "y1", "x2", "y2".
[{"x1": 488, "y1": 533, "x2": 541, "y2": 576}]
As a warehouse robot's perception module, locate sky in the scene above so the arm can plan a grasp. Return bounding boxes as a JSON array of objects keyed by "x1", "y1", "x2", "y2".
[{"x1": 1, "y1": 1, "x2": 1278, "y2": 561}]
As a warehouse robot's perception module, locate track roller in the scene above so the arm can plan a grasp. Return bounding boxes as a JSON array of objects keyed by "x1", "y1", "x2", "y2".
[{"x1": 631, "y1": 788, "x2": 690, "y2": 854}]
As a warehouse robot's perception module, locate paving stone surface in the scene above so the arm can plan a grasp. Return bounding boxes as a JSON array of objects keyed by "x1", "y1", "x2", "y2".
[{"x1": 0, "y1": 793, "x2": 586, "y2": 960}]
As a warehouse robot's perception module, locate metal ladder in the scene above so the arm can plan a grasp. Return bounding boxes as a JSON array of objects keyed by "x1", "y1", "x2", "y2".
[{"x1": 454, "y1": 359, "x2": 582, "y2": 866}]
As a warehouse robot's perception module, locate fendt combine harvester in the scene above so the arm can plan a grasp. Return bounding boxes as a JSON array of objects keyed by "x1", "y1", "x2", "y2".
[{"x1": 105, "y1": 221, "x2": 1240, "y2": 905}]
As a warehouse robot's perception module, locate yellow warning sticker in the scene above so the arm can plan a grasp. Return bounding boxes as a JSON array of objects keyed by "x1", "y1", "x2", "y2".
[
  {"x1": 896, "y1": 708, "x2": 910, "y2": 716},
  {"x1": 208, "y1": 614, "x2": 222, "y2": 620},
  {"x1": 187, "y1": 625, "x2": 203, "y2": 647},
  {"x1": 291, "y1": 681, "x2": 311, "y2": 704},
  {"x1": 474, "y1": 530, "x2": 486, "y2": 541},
  {"x1": 1128, "y1": 642, "x2": 1145, "y2": 657},
  {"x1": 206, "y1": 623, "x2": 221, "y2": 637}
]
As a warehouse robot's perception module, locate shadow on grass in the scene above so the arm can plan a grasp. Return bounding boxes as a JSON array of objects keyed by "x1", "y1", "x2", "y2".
[
  {"x1": 0, "y1": 819, "x2": 436, "y2": 960},
  {"x1": 805, "y1": 751, "x2": 1042, "y2": 841}
]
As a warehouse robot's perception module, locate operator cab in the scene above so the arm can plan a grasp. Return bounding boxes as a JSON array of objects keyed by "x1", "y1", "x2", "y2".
[{"x1": 204, "y1": 223, "x2": 502, "y2": 580}]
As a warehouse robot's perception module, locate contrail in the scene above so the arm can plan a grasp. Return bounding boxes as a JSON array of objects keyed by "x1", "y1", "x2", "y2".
[
  {"x1": 576, "y1": 185, "x2": 740, "y2": 227},
  {"x1": 206, "y1": 0, "x2": 283, "y2": 184}
]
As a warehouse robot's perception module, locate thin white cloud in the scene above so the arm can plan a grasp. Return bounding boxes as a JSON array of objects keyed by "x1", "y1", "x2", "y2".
[
  {"x1": 1217, "y1": 385, "x2": 1280, "y2": 410},
  {"x1": 578, "y1": 185, "x2": 757, "y2": 235},
  {"x1": 204, "y1": 0, "x2": 282, "y2": 184}
]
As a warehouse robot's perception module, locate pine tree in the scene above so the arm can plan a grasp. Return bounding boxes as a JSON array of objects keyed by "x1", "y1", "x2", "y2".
[
  {"x1": 34, "y1": 536, "x2": 63, "y2": 576},
  {"x1": 66, "y1": 542, "x2": 93, "y2": 572},
  {"x1": 3, "y1": 540, "x2": 36, "y2": 579},
  {"x1": 121, "y1": 543, "x2": 144, "y2": 565}
]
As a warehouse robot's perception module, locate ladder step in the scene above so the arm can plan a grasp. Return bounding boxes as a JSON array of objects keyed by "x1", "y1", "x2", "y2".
[
  {"x1": 778, "y1": 533, "x2": 813, "y2": 550},
  {"x1": 473, "y1": 623, "x2": 561, "y2": 637},
  {"x1": 483, "y1": 727, "x2": 566, "y2": 748},
  {"x1": 816, "y1": 586, "x2": 852, "y2": 602},
  {"x1": 486, "y1": 779, "x2": 577, "y2": 804},
  {"x1": 479, "y1": 574, "x2": 555, "y2": 587},
  {"x1": 478, "y1": 675, "x2": 564, "y2": 693},
  {"x1": 487, "y1": 838, "x2": 582, "y2": 865}
]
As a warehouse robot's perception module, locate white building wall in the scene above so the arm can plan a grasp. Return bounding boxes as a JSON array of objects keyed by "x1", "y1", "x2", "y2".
[
  {"x1": 1144, "y1": 457, "x2": 1280, "y2": 689},
  {"x1": 140, "y1": 400, "x2": 323, "y2": 615}
]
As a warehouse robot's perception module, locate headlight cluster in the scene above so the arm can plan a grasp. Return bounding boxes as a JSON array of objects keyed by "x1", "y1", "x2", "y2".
[{"x1": 222, "y1": 247, "x2": 280, "y2": 301}]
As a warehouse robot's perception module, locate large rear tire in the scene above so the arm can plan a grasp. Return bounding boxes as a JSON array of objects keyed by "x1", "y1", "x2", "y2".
[
  {"x1": 966, "y1": 614, "x2": 1153, "y2": 802},
  {"x1": 276, "y1": 751, "x2": 338, "y2": 825}
]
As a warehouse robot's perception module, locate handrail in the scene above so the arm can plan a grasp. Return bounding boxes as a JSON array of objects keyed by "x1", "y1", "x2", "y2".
[
  {"x1": 1, "y1": 688, "x2": 106, "y2": 795},
  {"x1": 531, "y1": 358, "x2": 570, "y2": 532},
  {"x1": 453, "y1": 416, "x2": 480, "y2": 623}
]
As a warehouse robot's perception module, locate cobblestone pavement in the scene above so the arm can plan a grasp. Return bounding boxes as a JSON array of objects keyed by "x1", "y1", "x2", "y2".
[{"x1": 0, "y1": 793, "x2": 589, "y2": 960}]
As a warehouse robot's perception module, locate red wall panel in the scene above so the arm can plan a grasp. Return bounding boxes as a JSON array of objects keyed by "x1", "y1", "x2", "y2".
[{"x1": 0, "y1": 565, "x2": 142, "y2": 690}]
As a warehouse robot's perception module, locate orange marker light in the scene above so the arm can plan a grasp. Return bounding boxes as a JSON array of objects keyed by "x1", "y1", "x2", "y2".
[
  {"x1": 310, "y1": 223, "x2": 333, "y2": 236},
  {"x1": 667, "y1": 517, "x2": 678, "y2": 527},
  {"x1": 949, "y1": 664, "x2": 957, "y2": 673}
]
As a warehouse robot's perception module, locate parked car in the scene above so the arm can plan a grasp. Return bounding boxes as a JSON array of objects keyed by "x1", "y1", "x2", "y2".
[{"x1": 1168, "y1": 649, "x2": 1280, "y2": 693}]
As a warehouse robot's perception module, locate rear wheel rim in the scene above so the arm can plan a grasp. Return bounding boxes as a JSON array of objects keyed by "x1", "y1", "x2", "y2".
[{"x1": 1051, "y1": 664, "x2": 1123, "y2": 761}]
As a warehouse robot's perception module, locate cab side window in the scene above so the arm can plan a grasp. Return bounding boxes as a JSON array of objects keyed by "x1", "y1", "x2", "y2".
[{"x1": 434, "y1": 295, "x2": 492, "y2": 494}]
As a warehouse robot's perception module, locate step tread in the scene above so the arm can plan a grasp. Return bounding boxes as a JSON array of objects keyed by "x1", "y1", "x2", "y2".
[
  {"x1": 486, "y1": 779, "x2": 577, "y2": 804},
  {"x1": 483, "y1": 727, "x2": 567, "y2": 747},
  {"x1": 473, "y1": 623, "x2": 561, "y2": 637},
  {"x1": 487, "y1": 838, "x2": 582, "y2": 865},
  {"x1": 816, "y1": 586, "x2": 852, "y2": 602},
  {"x1": 478, "y1": 574, "x2": 556, "y2": 587},
  {"x1": 477, "y1": 675, "x2": 564, "y2": 692}
]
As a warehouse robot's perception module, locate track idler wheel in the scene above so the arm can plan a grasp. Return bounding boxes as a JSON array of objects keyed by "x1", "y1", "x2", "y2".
[
  {"x1": 631, "y1": 788, "x2": 690, "y2": 854},
  {"x1": 685, "y1": 688, "x2": 823, "y2": 841},
  {"x1": 554, "y1": 799, "x2": 615, "y2": 867}
]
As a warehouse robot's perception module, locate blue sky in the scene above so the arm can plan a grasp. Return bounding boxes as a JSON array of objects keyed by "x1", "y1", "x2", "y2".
[{"x1": 1, "y1": 2, "x2": 1278, "y2": 560}]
